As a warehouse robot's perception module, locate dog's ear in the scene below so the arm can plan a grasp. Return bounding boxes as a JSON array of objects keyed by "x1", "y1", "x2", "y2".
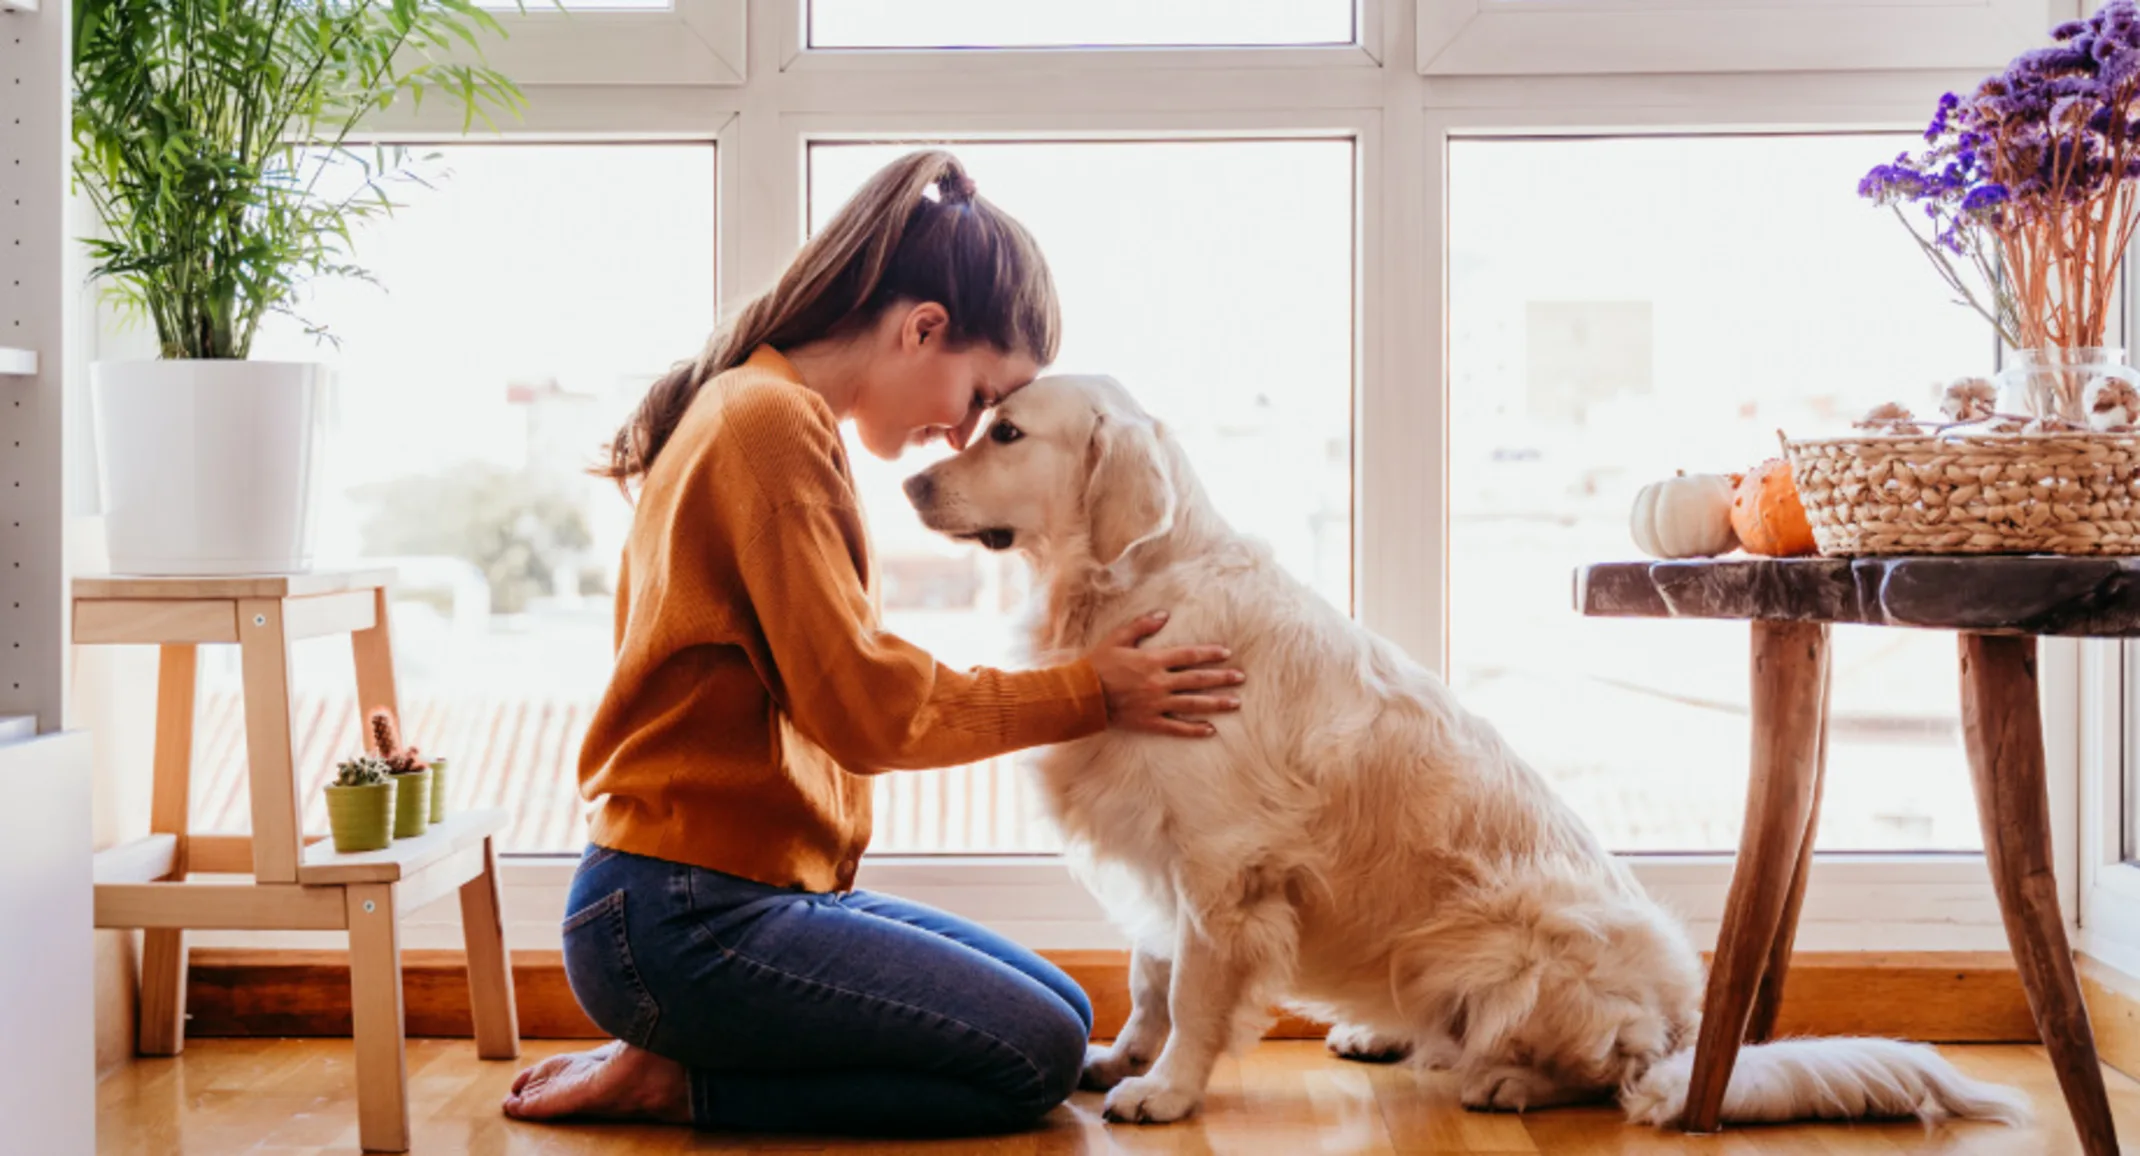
[{"x1": 1083, "y1": 412, "x2": 1177, "y2": 574}]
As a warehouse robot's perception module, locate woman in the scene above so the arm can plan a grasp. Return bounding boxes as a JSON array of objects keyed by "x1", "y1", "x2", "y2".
[{"x1": 502, "y1": 150, "x2": 1243, "y2": 1135}]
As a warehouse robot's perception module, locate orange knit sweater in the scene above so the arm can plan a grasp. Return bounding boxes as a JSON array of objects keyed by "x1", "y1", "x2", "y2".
[{"x1": 578, "y1": 346, "x2": 1108, "y2": 892}]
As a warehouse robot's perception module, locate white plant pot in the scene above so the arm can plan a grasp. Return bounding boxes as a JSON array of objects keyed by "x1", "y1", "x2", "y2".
[{"x1": 90, "y1": 360, "x2": 331, "y2": 575}]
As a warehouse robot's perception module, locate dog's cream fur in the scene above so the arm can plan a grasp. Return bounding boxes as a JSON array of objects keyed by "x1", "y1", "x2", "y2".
[{"x1": 903, "y1": 375, "x2": 2032, "y2": 1130}]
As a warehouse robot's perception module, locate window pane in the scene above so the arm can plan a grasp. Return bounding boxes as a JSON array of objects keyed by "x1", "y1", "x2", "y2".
[
  {"x1": 477, "y1": 0, "x2": 671, "y2": 9},
  {"x1": 810, "y1": 140, "x2": 1354, "y2": 852},
  {"x1": 809, "y1": 0, "x2": 1352, "y2": 49},
  {"x1": 1449, "y1": 135, "x2": 1987, "y2": 852},
  {"x1": 2128, "y1": 643, "x2": 2140, "y2": 863},
  {"x1": 190, "y1": 145, "x2": 716, "y2": 855}
]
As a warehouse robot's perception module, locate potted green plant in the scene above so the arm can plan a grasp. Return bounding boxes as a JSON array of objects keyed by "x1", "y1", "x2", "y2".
[
  {"x1": 72, "y1": 0, "x2": 525, "y2": 574},
  {"x1": 325, "y1": 756, "x2": 396, "y2": 854},
  {"x1": 369, "y1": 709, "x2": 431, "y2": 839}
]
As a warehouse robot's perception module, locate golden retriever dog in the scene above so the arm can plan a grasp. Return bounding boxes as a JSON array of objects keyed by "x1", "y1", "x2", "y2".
[{"x1": 901, "y1": 374, "x2": 2032, "y2": 1131}]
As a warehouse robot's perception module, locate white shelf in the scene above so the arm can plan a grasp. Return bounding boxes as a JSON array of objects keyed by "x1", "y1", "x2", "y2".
[
  {"x1": 0, "y1": 0, "x2": 37, "y2": 14},
  {"x1": 0, "y1": 348, "x2": 34, "y2": 376},
  {"x1": 299, "y1": 807, "x2": 508, "y2": 884},
  {"x1": 0, "y1": 715, "x2": 34, "y2": 744}
]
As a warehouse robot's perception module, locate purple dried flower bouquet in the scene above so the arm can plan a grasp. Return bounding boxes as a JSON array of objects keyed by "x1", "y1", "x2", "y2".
[{"x1": 1862, "y1": 1, "x2": 2140, "y2": 353}]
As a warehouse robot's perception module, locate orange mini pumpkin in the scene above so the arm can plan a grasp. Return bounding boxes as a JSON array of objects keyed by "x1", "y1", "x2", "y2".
[{"x1": 1730, "y1": 459, "x2": 1818, "y2": 557}]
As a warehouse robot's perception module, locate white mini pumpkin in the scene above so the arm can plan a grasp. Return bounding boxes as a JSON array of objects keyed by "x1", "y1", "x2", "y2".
[{"x1": 1630, "y1": 472, "x2": 1739, "y2": 559}]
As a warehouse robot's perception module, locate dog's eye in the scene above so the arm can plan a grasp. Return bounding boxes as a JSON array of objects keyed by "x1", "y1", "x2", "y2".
[{"x1": 989, "y1": 421, "x2": 1024, "y2": 445}]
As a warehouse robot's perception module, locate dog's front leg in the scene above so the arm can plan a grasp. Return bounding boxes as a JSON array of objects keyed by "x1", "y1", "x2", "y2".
[
  {"x1": 1082, "y1": 942, "x2": 1172, "y2": 1090},
  {"x1": 1101, "y1": 926, "x2": 1256, "y2": 1124}
]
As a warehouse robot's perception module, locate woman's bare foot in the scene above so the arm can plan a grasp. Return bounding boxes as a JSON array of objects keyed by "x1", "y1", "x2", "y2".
[{"x1": 502, "y1": 1040, "x2": 692, "y2": 1124}]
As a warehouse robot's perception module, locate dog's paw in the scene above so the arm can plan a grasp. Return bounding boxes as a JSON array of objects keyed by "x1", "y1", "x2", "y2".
[
  {"x1": 1459, "y1": 1067, "x2": 1557, "y2": 1113},
  {"x1": 1102, "y1": 1075, "x2": 1201, "y2": 1124},
  {"x1": 1325, "y1": 1023, "x2": 1412, "y2": 1064},
  {"x1": 1080, "y1": 1043, "x2": 1150, "y2": 1091}
]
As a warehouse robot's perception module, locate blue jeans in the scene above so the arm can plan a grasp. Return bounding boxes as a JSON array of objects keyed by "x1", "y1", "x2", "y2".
[{"x1": 560, "y1": 844, "x2": 1094, "y2": 1135}]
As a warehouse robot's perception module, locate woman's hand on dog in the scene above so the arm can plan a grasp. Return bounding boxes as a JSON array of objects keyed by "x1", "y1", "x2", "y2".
[{"x1": 1087, "y1": 611, "x2": 1244, "y2": 737}]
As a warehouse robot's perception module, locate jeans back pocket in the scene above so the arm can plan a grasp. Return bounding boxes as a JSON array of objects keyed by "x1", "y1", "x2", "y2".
[{"x1": 560, "y1": 889, "x2": 661, "y2": 1048}]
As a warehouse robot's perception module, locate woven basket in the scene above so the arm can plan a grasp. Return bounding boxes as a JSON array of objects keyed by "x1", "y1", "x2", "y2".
[{"x1": 1785, "y1": 430, "x2": 2140, "y2": 556}]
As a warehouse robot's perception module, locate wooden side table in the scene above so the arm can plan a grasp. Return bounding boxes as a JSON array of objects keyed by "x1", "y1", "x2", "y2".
[
  {"x1": 75, "y1": 569, "x2": 519, "y2": 1153},
  {"x1": 1577, "y1": 556, "x2": 2125, "y2": 1155}
]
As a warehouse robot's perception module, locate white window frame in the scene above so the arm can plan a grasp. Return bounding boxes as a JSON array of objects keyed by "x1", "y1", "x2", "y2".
[
  {"x1": 181, "y1": 0, "x2": 2107, "y2": 958},
  {"x1": 2076, "y1": 642, "x2": 2140, "y2": 975},
  {"x1": 2067, "y1": 228, "x2": 2140, "y2": 978},
  {"x1": 1420, "y1": 0, "x2": 2065, "y2": 76},
  {"x1": 468, "y1": 0, "x2": 746, "y2": 86}
]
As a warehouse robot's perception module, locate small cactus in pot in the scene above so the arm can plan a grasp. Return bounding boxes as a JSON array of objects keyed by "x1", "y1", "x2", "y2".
[
  {"x1": 325, "y1": 756, "x2": 396, "y2": 854},
  {"x1": 335, "y1": 755, "x2": 392, "y2": 787},
  {"x1": 369, "y1": 709, "x2": 433, "y2": 839}
]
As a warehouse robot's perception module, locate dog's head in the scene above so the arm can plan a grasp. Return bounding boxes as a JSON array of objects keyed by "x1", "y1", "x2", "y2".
[{"x1": 902, "y1": 374, "x2": 1177, "y2": 577}]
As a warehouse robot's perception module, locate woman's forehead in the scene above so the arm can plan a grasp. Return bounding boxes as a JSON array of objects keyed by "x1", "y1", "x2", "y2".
[{"x1": 985, "y1": 350, "x2": 1045, "y2": 395}]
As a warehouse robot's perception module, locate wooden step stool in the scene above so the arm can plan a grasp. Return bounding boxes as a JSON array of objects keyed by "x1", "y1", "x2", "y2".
[{"x1": 76, "y1": 570, "x2": 519, "y2": 1153}]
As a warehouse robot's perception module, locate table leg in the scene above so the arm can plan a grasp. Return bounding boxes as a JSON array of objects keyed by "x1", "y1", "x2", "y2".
[
  {"x1": 459, "y1": 837, "x2": 520, "y2": 1061},
  {"x1": 348, "y1": 882, "x2": 410, "y2": 1153},
  {"x1": 1959, "y1": 633, "x2": 2119, "y2": 1156},
  {"x1": 138, "y1": 643, "x2": 198, "y2": 1056},
  {"x1": 1747, "y1": 642, "x2": 1831, "y2": 1044},
  {"x1": 1683, "y1": 619, "x2": 1829, "y2": 1132},
  {"x1": 237, "y1": 600, "x2": 303, "y2": 885},
  {"x1": 352, "y1": 586, "x2": 400, "y2": 750}
]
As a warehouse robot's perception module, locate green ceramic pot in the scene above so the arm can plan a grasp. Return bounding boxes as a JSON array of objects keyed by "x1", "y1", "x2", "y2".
[
  {"x1": 428, "y1": 760, "x2": 449, "y2": 824},
  {"x1": 325, "y1": 782, "x2": 395, "y2": 853},
  {"x1": 391, "y1": 769, "x2": 432, "y2": 839}
]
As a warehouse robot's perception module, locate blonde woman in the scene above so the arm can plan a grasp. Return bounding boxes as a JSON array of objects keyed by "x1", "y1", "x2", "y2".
[{"x1": 503, "y1": 150, "x2": 1243, "y2": 1135}]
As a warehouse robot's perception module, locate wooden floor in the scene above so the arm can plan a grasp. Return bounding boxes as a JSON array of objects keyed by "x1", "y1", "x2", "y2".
[{"x1": 96, "y1": 1038, "x2": 2140, "y2": 1155}]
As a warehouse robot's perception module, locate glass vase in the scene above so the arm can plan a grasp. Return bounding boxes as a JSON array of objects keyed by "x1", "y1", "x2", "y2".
[{"x1": 1996, "y1": 347, "x2": 2140, "y2": 426}]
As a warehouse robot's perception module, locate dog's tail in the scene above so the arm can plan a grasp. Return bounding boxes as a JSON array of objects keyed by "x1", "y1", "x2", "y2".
[{"x1": 1618, "y1": 1037, "x2": 2031, "y2": 1128}]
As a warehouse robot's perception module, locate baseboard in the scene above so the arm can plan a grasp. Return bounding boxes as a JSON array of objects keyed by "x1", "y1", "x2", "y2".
[
  {"x1": 2082, "y1": 953, "x2": 2140, "y2": 1081},
  {"x1": 180, "y1": 948, "x2": 2038, "y2": 1044}
]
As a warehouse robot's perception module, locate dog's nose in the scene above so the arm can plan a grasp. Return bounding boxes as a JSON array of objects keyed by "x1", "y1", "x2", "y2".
[{"x1": 902, "y1": 472, "x2": 935, "y2": 508}]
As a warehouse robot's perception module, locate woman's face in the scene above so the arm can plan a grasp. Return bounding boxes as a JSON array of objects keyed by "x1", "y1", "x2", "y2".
[{"x1": 852, "y1": 302, "x2": 1043, "y2": 461}]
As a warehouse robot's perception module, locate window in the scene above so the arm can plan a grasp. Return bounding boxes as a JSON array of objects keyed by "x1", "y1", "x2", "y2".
[
  {"x1": 190, "y1": 144, "x2": 718, "y2": 854},
  {"x1": 1418, "y1": 0, "x2": 2055, "y2": 75},
  {"x1": 2088, "y1": 633, "x2": 2140, "y2": 975},
  {"x1": 809, "y1": 0, "x2": 1355, "y2": 49},
  {"x1": 809, "y1": 139, "x2": 1354, "y2": 852},
  {"x1": 2128, "y1": 644, "x2": 2140, "y2": 863},
  {"x1": 477, "y1": 0, "x2": 668, "y2": 8},
  {"x1": 1447, "y1": 134, "x2": 1989, "y2": 852},
  {"x1": 473, "y1": 0, "x2": 744, "y2": 86},
  {"x1": 114, "y1": 0, "x2": 2079, "y2": 957}
]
